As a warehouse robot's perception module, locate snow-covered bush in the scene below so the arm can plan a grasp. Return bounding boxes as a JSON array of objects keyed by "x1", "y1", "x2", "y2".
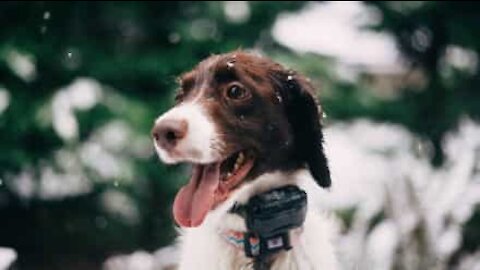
[{"x1": 322, "y1": 119, "x2": 480, "y2": 270}]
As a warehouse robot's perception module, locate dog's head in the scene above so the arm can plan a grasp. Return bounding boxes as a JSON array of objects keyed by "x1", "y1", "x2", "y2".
[{"x1": 152, "y1": 51, "x2": 330, "y2": 227}]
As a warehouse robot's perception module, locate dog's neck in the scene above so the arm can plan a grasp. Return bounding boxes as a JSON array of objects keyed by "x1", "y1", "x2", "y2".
[
  {"x1": 203, "y1": 169, "x2": 311, "y2": 232},
  {"x1": 177, "y1": 169, "x2": 338, "y2": 270},
  {"x1": 188, "y1": 170, "x2": 308, "y2": 269}
]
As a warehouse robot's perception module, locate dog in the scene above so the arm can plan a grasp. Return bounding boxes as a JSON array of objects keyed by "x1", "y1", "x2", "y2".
[{"x1": 152, "y1": 51, "x2": 338, "y2": 269}]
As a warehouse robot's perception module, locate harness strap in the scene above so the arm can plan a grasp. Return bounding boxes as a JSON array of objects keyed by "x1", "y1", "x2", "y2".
[{"x1": 220, "y1": 230, "x2": 260, "y2": 253}]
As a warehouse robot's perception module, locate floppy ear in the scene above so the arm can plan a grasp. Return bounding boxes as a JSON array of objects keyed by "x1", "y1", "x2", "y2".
[{"x1": 274, "y1": 71, "x2": 331, "y2": 188}]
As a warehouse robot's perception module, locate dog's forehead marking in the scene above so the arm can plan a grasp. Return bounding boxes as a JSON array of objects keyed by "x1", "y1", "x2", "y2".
[
  {"x1": 197, "y1": 55, "x2": 220, "y2": 88},
  {"x1": 183, "y1": 55, "x2": 219, "y2": 102},
  {"x1": 189, "y1": 54, "x2": 239, "y2": 102}
]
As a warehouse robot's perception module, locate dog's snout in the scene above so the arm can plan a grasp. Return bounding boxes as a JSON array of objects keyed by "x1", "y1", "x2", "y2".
[{"x1": 152, "y1": 119, "x2": 188, "y2": 149}]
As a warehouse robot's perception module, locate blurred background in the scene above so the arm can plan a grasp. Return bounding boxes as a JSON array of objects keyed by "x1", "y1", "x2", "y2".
[{"x1": 0, "y1": 1, "x2": 479, "y2": 270}]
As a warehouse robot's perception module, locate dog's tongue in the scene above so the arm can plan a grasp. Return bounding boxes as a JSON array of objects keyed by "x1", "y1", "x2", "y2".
[{"x1": 173, "y1": 163, "x2": 221, "y2": 227}]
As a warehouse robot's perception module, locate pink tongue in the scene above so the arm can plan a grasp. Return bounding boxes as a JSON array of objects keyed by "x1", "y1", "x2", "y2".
[{"x1": 173, "y1": 163, "x2": 221, "y2": 227}]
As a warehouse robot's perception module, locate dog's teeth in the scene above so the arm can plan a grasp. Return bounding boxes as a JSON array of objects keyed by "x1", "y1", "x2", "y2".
[
  {"x1": 226, "y1": 172, "x2": 232, "y2": 178},
  {"x1": 237, "y1": 152, "x2": 245, "y2": 164},
  {"x1": 233, "y1": 153, "x2": 244, "y2": 172}
]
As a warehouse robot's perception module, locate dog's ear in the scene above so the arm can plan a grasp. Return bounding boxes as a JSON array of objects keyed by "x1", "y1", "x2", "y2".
[{"x1": 272, "y1": 71, "x2": 331, "y2": 188}]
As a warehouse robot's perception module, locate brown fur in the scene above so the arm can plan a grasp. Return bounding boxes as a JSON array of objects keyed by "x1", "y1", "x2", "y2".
[{"x1": 175, "y1": 51, "x2": 331, "y2": 188}]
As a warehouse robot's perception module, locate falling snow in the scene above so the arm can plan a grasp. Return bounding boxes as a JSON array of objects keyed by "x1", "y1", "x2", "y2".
[
  {"x1": 43, "y1": 11, "x2": 50, "y2": 20},
  {"x1": 275, "y1": 91, "x2": 283, "y2": 103},
  {"x1": 168, "y1": 32, "x2": 181, "y2": 44},
  {"x1": 226, "y1": 60, "x2": 235, "y2": 69}
]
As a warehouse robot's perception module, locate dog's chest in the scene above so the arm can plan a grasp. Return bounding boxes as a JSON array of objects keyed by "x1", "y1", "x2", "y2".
[
  {"x1": 175, "y1": 172, "x2": 339, "y2": 270},
  {"x1": 178, "y1": 228, "x2": 301, "y2": 270},
  {"x1": 176, "y1": 211, "x2": 338, "y2": 270},
  {"x1": 177, "y1": 225, "x2": 251, "y2": 269}
]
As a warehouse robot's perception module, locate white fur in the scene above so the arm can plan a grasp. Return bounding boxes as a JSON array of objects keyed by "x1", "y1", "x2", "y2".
[
  {"x1": 154, "y1": 102, "x2": 223, "y2": 164},
  {"x1": 154, "y1": 96, "x2": 338, "y2": 269},
  {"x1": 176, "y1": 169, "x2": 339, "y2": 270}
]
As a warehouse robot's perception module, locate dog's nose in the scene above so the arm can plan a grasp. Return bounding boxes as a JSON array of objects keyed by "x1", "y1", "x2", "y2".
[{"x1": 152, "y1": 119, "x2": 188, "y2": 150}]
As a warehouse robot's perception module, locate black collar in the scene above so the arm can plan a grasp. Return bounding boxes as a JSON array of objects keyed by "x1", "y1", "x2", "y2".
[{"x1": 226, "y1": 185, "x2": 307, "y2": 268}]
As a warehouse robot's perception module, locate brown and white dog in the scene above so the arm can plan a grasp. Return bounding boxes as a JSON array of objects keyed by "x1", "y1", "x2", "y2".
[{"x1": 152, "y1": 51, "x2": 338, "y2": 269}]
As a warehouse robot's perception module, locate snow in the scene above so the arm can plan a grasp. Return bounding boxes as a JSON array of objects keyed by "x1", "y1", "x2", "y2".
[
  {"x1": 104, "y1": 251, "x2": 155, "y2": 270},
  {"x1": 38, "y1": 166, "x2": 92, "y2": 200},
  {"x1": 103, "y1": 246, "x2": 179, "y2": 270},
  {"x1": 100, "y1": 190, "x2": 140, "y2": 225},
  {"x1": 4, "y1": 50, "x2": 37, "y2": 82},
  {"x1": 0, "y1": 87, "x2": 10, "y2": 115},
  {"x1": 4, "y1": 79, "x2": 150, "y2": 200},
  {"x1": 366, "y1": 220, "x2": 398, "y2": 270},
  {"x1": 443, "y1": 46, "x2": 478, "y2": 74},
  {"x1": 67, "y1": 78, "x2": 103, "y2": 110},
  {"x1": 456, "y1": 251, "x2": 480, "y2": 270},
  {"x1": 43, "y1": 11, "x2": 50, "y2": 20},
  {"x1": 223, "y1": 1, "x2": 250, "y2": 24},
  {"x1": 322, "y1": 118, "x2": 480, "y2": 270},
  {"x1": 0, "y1": 247, "x2": 17, "y2": 270},
  {"x1": 52, "y1": 78, "x2": 103, "y2": 141},
  {"x1": 8, "y1": 170, "x2": 35, "y2": 200},
  {"x1": 3, "y1": 79, "x2": 148, "y2": 200},
  {"x1": 168, "y1": 32, "x2": 181, "y2": 44},
  {"x1": 189, "y1": 19, "x2": 217, "y2": 41},
  {"x1": 80, "y1": 142, "x2": 125, "y2": 180},
  {"x1": 273, "y1": 1, "x2": 402, "y2": 74}
]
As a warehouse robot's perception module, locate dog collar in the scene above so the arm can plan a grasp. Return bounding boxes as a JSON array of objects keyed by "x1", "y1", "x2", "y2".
[{"x1": 223, "y1": 185, "x2": 307, "y2": 262}]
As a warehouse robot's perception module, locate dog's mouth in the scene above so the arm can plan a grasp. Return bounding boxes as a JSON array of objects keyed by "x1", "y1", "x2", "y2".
[{"x1": 173, "y1": 150, "x2": 255, "y2": 227}]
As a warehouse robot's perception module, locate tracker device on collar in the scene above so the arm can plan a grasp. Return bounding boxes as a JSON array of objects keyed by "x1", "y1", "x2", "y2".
[{"x1": 230, "y1": 185, "x2": 307, "y2": 259}]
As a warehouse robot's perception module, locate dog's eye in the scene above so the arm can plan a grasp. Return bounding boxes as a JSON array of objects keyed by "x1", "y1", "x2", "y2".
[{"x1": 226, "y1": 85, "x2": 250, "y2": 101}]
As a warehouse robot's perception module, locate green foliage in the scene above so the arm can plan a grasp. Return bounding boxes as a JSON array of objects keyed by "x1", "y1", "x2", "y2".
[{"x1": 0, "y1": 2, "x2": 305, "y2": 269}]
